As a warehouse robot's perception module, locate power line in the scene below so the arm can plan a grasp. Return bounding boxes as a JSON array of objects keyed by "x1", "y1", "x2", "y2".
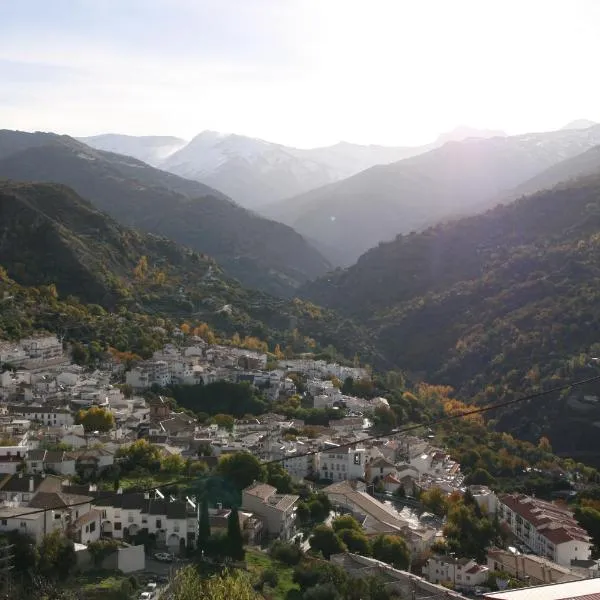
[{"x1": 6, "y1": 372, "x2": 600, "y2": 520}]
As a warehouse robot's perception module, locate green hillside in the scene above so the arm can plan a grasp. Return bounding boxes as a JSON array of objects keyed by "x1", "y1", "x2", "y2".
[{"x1": 303, "y1": 174, "x2": 600, "y2": 456}]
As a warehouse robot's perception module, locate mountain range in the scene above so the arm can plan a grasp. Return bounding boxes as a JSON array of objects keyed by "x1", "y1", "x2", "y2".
[
  {"x1": 265, "y1": 125, "x2": 600, "y2": 265},
  {"x1": 81, "y1": 126, "x2": 509, "y2": 211},
  {"x1": 0, "y1": 130, "x2": 330, "y2": 297}
]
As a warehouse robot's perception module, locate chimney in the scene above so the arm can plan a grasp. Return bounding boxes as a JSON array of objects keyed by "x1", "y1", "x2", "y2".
[{"x1": 29, "y1": 477, "x2": 34, "y2": 492}]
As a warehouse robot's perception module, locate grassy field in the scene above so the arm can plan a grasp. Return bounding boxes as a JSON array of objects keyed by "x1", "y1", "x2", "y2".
[{"x1": 245, "y1": 549, "x2": 300, "y2": 600}]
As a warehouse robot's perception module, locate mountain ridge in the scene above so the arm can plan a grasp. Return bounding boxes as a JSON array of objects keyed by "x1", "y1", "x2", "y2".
[
  {"x1": 0, "y1": 130, "x2": 330, "y2": 297},
  {"x1": 266, "y1": 125, "x2": 600, "y2": 266}
]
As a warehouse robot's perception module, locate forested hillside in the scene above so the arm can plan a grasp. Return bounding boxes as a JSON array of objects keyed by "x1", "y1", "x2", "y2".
[
  {"x1": 0, "y1": 181, "x2": 374, "y2": 362},
  {"x1": 0, "y1": 131, "x2": 330, "y2": 297},
  {"x1": 303, "y1": 174, "x2": 600, "y2": 455}
]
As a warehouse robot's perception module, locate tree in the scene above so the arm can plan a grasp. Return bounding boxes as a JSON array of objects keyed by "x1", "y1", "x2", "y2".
[
  {"x1": 372, "y1": 405, "x2": 397, "y2": 432},
  {"x1": 75, "y1": 406, "x2": 115, "y2": 432},
  {"x1": 198, "y1": 497, "x2": 211, "y2": 555},
  {"x1": 213, "y1": 413, "x2": 235, "y2": 431},
  {"x1": 38, "y1": 531, "x2": 76, "y2": 581},
  {"x1": 161, "y1": 453, "x2": 186, "y2": 475},
  {"x1": 269, "y1": 540, "x2": 303, "y2": 566},
  {"x1": 464, "y1": 468, "x2": 495, "y2": 486},
  {"x1": 309, "y1": 525, "x2": 347, "y2": 559},
  {"x1": 226, "y1": 506, "x2": 245, "y2": 561},
  {"x1": 337, "y1": 528, "x2": 371, "y2": 555},
  {"x1": 266, "y1": 462, "x2": 293, "y2": 493},
  {"x1": 575, "y1": 506, "x2": 600, "y2": 551},
  {"x1": 216, "y1": 452, "x2": 265, "y2": 491},
  {"x1": 538, "y1": 436, "x2": 553, "y2": 453},
  {"x1": 116, "y1": 439, "x2": 162, "y2": 473},
  {"x1": 332, "y1": 515, "x2": 362, "y2": 533},
  {"x1": 171, "y1": 565, "x2": 259, "y2": 600},
  {"x1": 371, "y1": 534, "x2": 410, "y2": 569},
  {"x1": 420, "y1": 486, "x2": 449, "y2": 517}
]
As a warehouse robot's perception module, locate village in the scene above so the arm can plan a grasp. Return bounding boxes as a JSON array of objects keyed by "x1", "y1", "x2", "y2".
[{"x1": 0, "y1": 334, "x2": 599, "y2": 599}]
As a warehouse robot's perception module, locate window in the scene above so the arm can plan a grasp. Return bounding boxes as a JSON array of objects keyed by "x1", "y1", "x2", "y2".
[
  {"x1": 20, "y1": 522, "x2": 26, "y2": 529},
  {"x1": 85, "y1": 525, "x2": 89, "y2": 533},
  {"x1": 156, "y1": 519, "x2": 162, "y2": 528},
  {"x1": 90, "y1": 521, "x2": 96, "y2": 533},
  {"x1": 353, "y1": 453, "x2": 361, "y2": 465},
  {"x1": 142, "y1": 517, "x2": 148, "y2": 524},
  {"x1": 114, "y1": 522, "x2": 122, "y2": 531},
  {"x1": 54, "y1": 513, "x2": 61, "y2": 520},
  {"x1": 0, "y1": 520, "x2": 6, "y2": 526},
  {"x1": 174, "y1": 525, "x2": 180, "y2": 532},
  {"x1": 102, "y1": 510, "x2": 107, "y2": 519}
]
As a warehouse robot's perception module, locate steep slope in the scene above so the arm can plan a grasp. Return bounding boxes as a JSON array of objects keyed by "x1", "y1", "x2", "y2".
[
  {"x1": 507, "y1": 144, "x2": 600, "y2": 200},
  {"x1": 303, "y1": 174, "x2": 600, "y2": 455},
  {"x1": 0, "y1": 181, "x2": 376, "y2": 361},
  {"x1": 0, "y1": 131, "x2": 330, "y2": 296},
  {"x1": 78, "y1": 134, "x2": 187, "y2": 166},
  {"x1": 267, "y1": 126, "x2": 600, "y2": 266},
  {"x1": 161, "y1": 131, "x2": 337, "y2": 209},
  {"x1": 0, "y1": 180, "x2": 212, "y2": 308}
]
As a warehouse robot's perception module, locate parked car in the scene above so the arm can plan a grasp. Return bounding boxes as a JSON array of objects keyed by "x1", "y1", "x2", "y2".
[
  {"x1": 154, "y1": 552, "x2": 173, "y2": 562},
  {"x1": 139, "y1": 593, "x2": 152, "y2": 600}
]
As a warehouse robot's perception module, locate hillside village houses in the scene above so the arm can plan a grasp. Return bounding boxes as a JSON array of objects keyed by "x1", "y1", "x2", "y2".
[{"x1": 0, "y1": 332, "x2": 598, "y2": 584}]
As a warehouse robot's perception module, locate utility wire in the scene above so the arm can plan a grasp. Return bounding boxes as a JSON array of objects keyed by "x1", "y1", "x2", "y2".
[{"x1": 6, "y1": 372, "x2": 600, "y2": 519}]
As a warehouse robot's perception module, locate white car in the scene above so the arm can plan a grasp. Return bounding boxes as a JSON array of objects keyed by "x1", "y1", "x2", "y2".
[
  {"x1": 140, "y1": 593, "x2": 152, "y2": 600},
  {"x1": 154, "y1": 552, "x2": 173, "y2": 562}
]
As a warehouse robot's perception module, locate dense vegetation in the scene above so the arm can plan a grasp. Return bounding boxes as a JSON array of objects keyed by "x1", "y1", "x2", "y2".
[
  {"x1": 0, "y1": 130, "x2": 330, "y2": 296},
  {"x1": 304, "y1": 173, "x2": 600, "y2": 457},
  {"x1": 0, "y1": 181, "x2": 376, "y2": 361}
]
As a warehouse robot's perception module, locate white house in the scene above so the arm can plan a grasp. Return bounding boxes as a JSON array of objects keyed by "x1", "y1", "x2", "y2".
[
  {"x1": 93, "y1": 493, "x2": 197, "y2": 550},
  {"x1": 497, "y1": 494, "x2": 592, "y2": 566},
  {"x1": 319, "y1": 444, "x2": 366, "y2": 481},
  {"x1": 422, "y1": 555, "x2": 489, "y2": 591},
  {"x1": 242, "y1": 483, "x2": 299, "y2": 541},
  {"x1": 0, "y1": 506, "x2": 46, "y2": 542},
  {"x1": 7, "y1": 406, "x2": 74, "y2": 427}
]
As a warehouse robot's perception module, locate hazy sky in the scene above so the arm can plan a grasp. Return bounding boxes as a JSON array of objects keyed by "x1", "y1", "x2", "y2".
[{"x1": 2, "y1": 0, "x2": 600, "y2": 147}]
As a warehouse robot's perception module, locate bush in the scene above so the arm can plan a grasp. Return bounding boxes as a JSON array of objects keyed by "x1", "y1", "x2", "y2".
[{"x1": 269, "y1": 540, "x2": 303, "y2": 566}]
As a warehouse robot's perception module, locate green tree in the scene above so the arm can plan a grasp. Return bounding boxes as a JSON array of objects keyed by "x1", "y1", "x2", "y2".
[
  {"x1": 372, "y1": 405, "x2": 397, "y2": 432},
  {"x1": 332, "y1": 515, "x2": 362, "y2": 533},
  {"x1": 464, "y1": 467, "x2": 495, "y2": 486},
  {"x1": 116, "y1": 439, "x2": 162, "y2": 473},
  {"x1": 371, "y1": 534, "x2": 410, "y2": 569},
  {"x1": 266, "y1": 462, "x2": 293, "y2": 493},
  {"x1": 575, "y1": 506, "x2": 600, "y2": 551},
  {"x1": 38, "y1": 531, "x2": 76, "y2": 581},
  {"x1": 216, "y1": 452, "x2": 265, "y2": 491},
  {"x1": 420, "y1": 486, "x2": 449, "y2": 517},
  {"x1": 198, "y1": 497, "x2": 211, "y2": 555},
  {"x1": 75, "y1": 406, "x2": 115, "y2": 432},
  {"x1": 226, "y1": 506, "x2": 245, "y2": 561},
  {"x1": 337, "y1": 527, "x2": 371, "y2": 555},
  {"x1": 161, "y1": 453, "x2": 186, "y2": 475},
  {"x1": 269, "y1": 540, "x2": 303, "y2": 565},
  {"x1": 213, "y1": 414, "x2": 235, "y2": 431},
  {"x1": 309, "y1": 525, "x2": 347, "y2": 559},
  {"x1": 171, "y1": 565, "x2": 259, "y2": 600}
]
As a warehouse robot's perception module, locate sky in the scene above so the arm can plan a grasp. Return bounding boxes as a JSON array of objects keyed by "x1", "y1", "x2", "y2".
[{"x1": 2, "y1": 0, "x2": 600, "y2": 148}]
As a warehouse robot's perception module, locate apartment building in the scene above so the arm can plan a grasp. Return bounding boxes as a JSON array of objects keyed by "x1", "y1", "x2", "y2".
[
  {"x1": 319, "y1": 444, "x2": 366, "y2": 481},
  {"x1": 242, "y1": 482, "x2": 299, "y2": 541},
  {"x1": 497, "y1": 494, "x2": 592, "y2": 566}
]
